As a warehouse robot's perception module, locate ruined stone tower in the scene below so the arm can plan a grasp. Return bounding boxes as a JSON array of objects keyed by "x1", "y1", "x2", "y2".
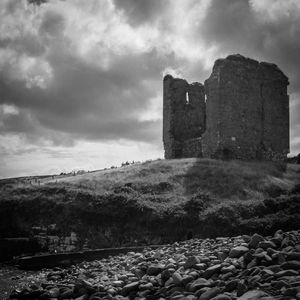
[
  {"x1": 163, "y1": 54, "x2": 290, "y2": 160},
  {"x1": 163, "y1": 75, "x2": 206, "y2": 158}
]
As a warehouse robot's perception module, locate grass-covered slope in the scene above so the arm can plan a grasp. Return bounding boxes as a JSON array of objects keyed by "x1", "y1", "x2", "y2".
[
  {"x1": 0, "y1": 158, "x2": 299, "y2": 248},
  {"x1": 41, "y1": 158, "x2": 298, "y2": 200}
]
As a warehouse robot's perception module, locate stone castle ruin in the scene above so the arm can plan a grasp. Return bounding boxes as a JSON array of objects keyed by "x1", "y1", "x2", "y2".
[{"x1": 163, "y1": 54, "x2": 290, "y2": 160}]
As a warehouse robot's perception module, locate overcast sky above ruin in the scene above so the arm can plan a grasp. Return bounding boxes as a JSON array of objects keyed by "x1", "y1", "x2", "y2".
[{"x1": 0, "y1": 0, "x2": 300, "y2": 178}]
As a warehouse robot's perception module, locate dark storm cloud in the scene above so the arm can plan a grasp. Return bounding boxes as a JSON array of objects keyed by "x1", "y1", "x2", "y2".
[
  {"x1": 0, "y1": 49, "x2": 161, "y2": 114},
  {"x1": 39, "y1": 10, "x2": 65, "y2": 37},
  {"x1": 0, "y1": 108, "x2": 35, "y2": 134},
  {"x1": 0, "y1": 34, "x2": 45, "y2": 57},
  {"x1": 28, "y1": 0, "x2": 48, "y2": 5},
  {"x1": 0, "y1": 106, "x2": 75, "y2": 147},
  {"x1": 199, "y1": 0, "x2": 259, "y2": 54},
  {"x1": 0, "y1": 46, "x2": 169, "y2": 143},
  {"x1": 0, "y1": 0, "x2": 176, "y2": 146},
  {"x1": 113, "y1": 0, "x2": 167, "y2": 25}
]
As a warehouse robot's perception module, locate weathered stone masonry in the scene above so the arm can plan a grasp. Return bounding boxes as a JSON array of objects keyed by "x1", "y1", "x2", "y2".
[
  {"x1": 163, "y1": 75, "x2": 206, "y2": 158},
  {"x1": 163, "y1": 54, "x2": 290, "y2": 160}
]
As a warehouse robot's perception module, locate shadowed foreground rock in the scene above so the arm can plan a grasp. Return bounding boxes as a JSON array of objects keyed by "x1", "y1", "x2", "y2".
[{"x1": 8, "y1": 229, "x2": 300, "y2": 300}]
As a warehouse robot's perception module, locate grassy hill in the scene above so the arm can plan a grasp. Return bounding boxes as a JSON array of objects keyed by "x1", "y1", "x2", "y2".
[
  {"x1": 0, "y1": 158, "x2": 299, "y2": 250},
  {"x1": 44, "y1": 158, "x2": 298, "y2": 199}
]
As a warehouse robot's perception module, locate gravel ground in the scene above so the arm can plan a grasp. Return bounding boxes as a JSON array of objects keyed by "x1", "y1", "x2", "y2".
[
  {"x1": 0, "y1": 265, "x2": 45, "y2": 300},
  {"x1": 5, "y1": 229, "x2": 300, "y2": 299}
]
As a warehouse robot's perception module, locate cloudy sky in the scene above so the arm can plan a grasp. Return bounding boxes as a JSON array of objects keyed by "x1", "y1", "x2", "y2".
[{"x1": 0, "y1": 0, "x2": 300, "y2": 178}]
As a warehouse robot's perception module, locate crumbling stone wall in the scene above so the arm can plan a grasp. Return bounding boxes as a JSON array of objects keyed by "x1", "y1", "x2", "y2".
[
  {"x1": 163, "y1": 54, "x2": 290, "y2": 161},
  {"x1": 182, "y1": 137, "x2": 203, "y2": 158},
  {"x1": 163, "y1": 75, "x2": 206, "y2": 158},
  {"x1": 202, "y1": 54, "x2": 289, "y2": 160},
  {"x1": 260, "y1": 62, "x2": 290, "y2": 160}
]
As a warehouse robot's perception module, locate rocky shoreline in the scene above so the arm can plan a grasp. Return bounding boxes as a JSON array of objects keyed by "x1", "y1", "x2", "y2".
[{"x1": 7, "y1": 229, "x2": 300, "y2": 300}]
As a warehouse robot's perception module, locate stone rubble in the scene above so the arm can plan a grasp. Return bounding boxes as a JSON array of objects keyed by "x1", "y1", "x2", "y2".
[{"x1": 8, "y1": 229, "x2": 300, "y2": 300}]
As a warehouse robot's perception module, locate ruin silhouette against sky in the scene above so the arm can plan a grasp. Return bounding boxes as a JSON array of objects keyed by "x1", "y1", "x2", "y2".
[{"x1": 163, "y1": 54, "x2": 289, "y2": 160}]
